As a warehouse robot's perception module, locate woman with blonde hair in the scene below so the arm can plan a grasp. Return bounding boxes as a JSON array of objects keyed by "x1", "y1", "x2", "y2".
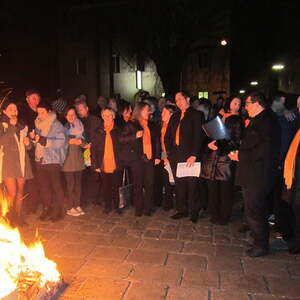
[{"x1": 91, "y1": 107, "x2": 123, "y2": 214}]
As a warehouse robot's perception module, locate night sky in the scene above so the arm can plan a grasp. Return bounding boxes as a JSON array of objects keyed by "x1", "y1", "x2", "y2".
[{"x1": 1, "y1": 0, "x2": 300, "y2": 100}]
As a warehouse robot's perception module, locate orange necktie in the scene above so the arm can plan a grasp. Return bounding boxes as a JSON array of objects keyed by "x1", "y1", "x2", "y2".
[
  {"x1": 141, "y1": 121, "x2": 152, "y2": 160},
  {"x1": 175, "y1": 110, "x2": 185, "y2": 146},
  {"x1": 284, "y1": 129, "x2": 300, "y2": 189},
  {"x1": 103, "y1": 123, "x2": 117, "y2": 173}
]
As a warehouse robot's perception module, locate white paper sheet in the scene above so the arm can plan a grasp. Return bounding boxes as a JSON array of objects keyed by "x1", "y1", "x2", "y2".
[
  {"x1": 164, "y1": 163, "x2": 175, "y2": 184},
  {"x1": 176, "y1": 162, "x2": 201, "y2": 178}
]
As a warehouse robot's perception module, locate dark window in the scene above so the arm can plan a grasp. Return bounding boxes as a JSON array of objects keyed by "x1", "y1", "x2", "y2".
[
  {"x1": 112, "y1": 54, "x2": 120, "y2": 73},
  {"x1": 198, "y1": 52, "x2": 209, "y2": 69},
  {"x1": 75, "y1": 57, "x2": 87, "y2": 75}
]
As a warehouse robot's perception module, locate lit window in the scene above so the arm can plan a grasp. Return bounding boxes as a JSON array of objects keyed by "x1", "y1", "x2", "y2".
[
  {"x1": 198, "y1": 91, "x2": 209, "y2": 99},
  {"x1": 136, "y1": 70, "x2": 142, "y2": 90}
]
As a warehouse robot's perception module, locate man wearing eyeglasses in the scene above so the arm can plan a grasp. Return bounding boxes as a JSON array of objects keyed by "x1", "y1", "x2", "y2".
[{"x1": 229, "y1": 92, "x2": 281, "y2": 257}]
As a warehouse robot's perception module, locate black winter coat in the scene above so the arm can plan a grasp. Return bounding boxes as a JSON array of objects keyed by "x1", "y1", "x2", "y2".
[
  {"x1": 91, "y1": 124, "x2": 123, "y2": 171},
  {"x1": 119, "y1": 120, "x2": 161, "y2": 163},
  {"x1": 236, "y1": 109, "x2": 281, "y2": 189},
  {"x1": 164, "y1": 107, "x2": 206, "y2": 162},
  {"x1": 201, "y1": 115, "x2": 243, "y2": 181}
]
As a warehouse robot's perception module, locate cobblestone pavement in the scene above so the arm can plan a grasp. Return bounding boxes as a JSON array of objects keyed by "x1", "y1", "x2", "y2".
[{"x1": 20, "y1": 205, "x2": 300, "y2": 300}]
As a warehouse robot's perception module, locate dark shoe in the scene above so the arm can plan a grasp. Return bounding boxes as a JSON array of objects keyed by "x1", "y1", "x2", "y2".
[
  {"x1": 115, "y1": 208, "x2": 123, "y2": 215},
  {"x1": 103, "y1": 208, "x2": 111, "y2": 215},
  {"x1": 162, "y1": 206, "x2": 172, "y2": 211},
  {"x1": 135, "y1": 211, "x2": 142, "y2": 217},
  {"x1": 246, "y1": 246, "x2": 269, "y2": 257},
  {"x1": 210, "y1": 217, "x2": 219, "y2": 225},
  {"x1": 49, "y1": 214, "x2": 64, "y2": 222},
  {"x1": 289, "y1": 246, "x2": 300, "y2": 254},
  {"x1": 190, "y1": 213, "x2": 198, "y2": 223},
  {"x1": 238, "y1": 224, "x2": 250, "y2": 233},
  {"x1": 171, "y1": 212, "x2": 188, "y2": 220},
  {"x1": 39, "y1": 208, "x2": 52, "y2": 221}
]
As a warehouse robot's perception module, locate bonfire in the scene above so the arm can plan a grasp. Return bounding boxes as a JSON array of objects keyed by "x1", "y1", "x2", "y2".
[{"x1": 0, "y1": 191, "x2": 62, "y2": 300}]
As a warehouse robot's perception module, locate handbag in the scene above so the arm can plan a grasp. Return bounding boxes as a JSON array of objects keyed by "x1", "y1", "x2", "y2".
[{"x1": 119, "y1": 168, "x2": 133, "y2": 209}]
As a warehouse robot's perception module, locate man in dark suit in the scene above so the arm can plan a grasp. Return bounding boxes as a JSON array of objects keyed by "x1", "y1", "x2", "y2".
[
  {"x1": 165, "y1": 91, "x2": 205, "y2": 223},
  {"x1": 229, "y1": 92, "x2": 281, "y2": 257}
]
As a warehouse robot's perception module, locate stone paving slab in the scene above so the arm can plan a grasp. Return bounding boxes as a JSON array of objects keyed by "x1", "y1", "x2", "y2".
[{"x1": 18, "y1": 205, "x2": 300, "y2": 299}]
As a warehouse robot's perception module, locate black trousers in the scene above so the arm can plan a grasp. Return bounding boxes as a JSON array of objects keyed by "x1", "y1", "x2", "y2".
[
  {"x1": 101, "y1": 171, "x2": 122, "y2": 211},
  {"x1": 24, "y1": 149, "x2": 40, "y2": 213},
  {"x1": 130, "y1": 159, "x2": 154, "y2": 215},
  {"x1": 154, "y1": 162, "x2": 174, "y2": 209},
  {"x1": 207, "y1": 178, "x2": 234, "y2": 224},
  {"x1": 199, "y1": 178, "x2": 209, "y2": 210},
  {"x1": 170, "y1": 155, "x2": 200, "y2": 216},
  {"x1": 64, "y1": 171, "x2": 82, "y2": 210},
  {"x1": 81, "y1": 167, "x2": 101, "y2": 206},
  {"x1": 36, "y1": 163, "x2": 65, "y2": 217},
  {"x1": 243, "y1": 186, "x2": 273, "y2": 250}
]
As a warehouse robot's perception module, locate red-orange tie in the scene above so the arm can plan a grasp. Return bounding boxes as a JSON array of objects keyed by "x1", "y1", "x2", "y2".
[{"x1": 175, "y1": 110, "x2": 185, "y2": 146}]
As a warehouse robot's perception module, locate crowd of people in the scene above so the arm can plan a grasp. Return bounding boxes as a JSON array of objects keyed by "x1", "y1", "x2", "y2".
[{"x1": 0, "y1": 88, "x2": 299, "y2": 258}]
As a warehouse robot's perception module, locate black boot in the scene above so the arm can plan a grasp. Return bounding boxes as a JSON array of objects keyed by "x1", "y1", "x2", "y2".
[{"x1": 39, "y1": 207, "x2": 52, "y2": 221}]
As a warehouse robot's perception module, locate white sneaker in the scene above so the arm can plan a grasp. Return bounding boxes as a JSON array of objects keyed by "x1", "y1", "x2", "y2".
[
  {"x1": 76, "y1": 206, "x2": 85, "y2": 215},
  {"x1": 67, "y1": 208, "x2": 81, "y2": 217}
]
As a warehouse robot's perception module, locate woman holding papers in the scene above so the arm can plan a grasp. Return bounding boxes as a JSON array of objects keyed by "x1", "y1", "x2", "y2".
[
  {"x1": 120, "y1": 102, "x2": 161, "y2": 216},
  {"x1": 0, "y1": 101, "x2": 33, "y2": 226},
  {"x1": 201, "y1": 95, "x2": 243, "y2": 225}
]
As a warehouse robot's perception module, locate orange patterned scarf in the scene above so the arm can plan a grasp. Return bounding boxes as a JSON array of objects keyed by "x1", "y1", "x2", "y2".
[
  {"x1": 103, "y1": 122, "x2": 116, "y2": 173},
  {"x1": 284, "y1": 129, "x2": 300, "y2": 189},
  {"x1": 141, "y1": 120, "x2": 152, "y2": 160}
]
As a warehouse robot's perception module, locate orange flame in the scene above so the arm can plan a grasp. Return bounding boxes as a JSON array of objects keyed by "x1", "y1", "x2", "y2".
[{"x1": 0, "y1": 192, "x2": 60, "y2": 298}]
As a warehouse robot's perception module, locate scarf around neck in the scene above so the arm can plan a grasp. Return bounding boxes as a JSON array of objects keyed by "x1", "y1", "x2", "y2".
[{"x1": 34, "y1": 112, "x2": 56, "y2": 161}]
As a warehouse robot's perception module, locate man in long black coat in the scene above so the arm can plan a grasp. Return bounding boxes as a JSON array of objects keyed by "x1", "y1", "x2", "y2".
[
  {"x1": 229, "y1": 92, "x2": 281, "y2": 257},
  {"x1": 165, "y1": 91, "x2": 206, "y2": 223}
]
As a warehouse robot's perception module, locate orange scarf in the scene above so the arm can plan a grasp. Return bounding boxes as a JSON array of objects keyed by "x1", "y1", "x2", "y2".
[
  {"x1": 141, "y1": 120, "x2": 152, "y2": 160},
  {"x1": 284, "y1": 129, "x2": 300, "y2": 189},
  {"x1": 175, "y1": 110, "x2": 185, "y2": 146},
  {"x1": 103, "y1": 123, "x2": 116, "y2": 173},
  {"x1": 219, "y1": 108, "x2": 239, "y2": 121},
  {"x1": 245, "y1": 119, "x2": 251, "y2": 128},
  {"x1": 161, "y1": 122, "x2": 168, "y2": 153}
]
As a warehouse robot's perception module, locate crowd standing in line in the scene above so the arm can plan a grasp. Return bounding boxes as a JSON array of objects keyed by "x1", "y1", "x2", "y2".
[{"x1": 0, "y1": 88, "x2": 299, "y2": 257}]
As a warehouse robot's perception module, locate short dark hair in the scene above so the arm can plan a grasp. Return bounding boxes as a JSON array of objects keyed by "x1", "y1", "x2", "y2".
[
  {"x1": 132, "y1": 101, "x2": 150, "y2": 121},
  {"x1": 1, "y1": 100, "x2": 16, "y2": 112},
  {"x1": 164, "y1": 104, "x2": 177, "y2": 114},
  {"x1": 64, "y1": 105, "x2": 77, "y2": 117},
  {"x1": 37, "y1": 101, "x2": 52, "y2": 111},
  {"x1": 247, "y1": 91, "x2": 267, "y2": 108},
  {"x1": 223, "y1": 95, "x2": 242, "y2": 113},
  {"x1": 176, "y1": 90, "x2": 190, "y2": 99},
  {"x1": 25, "y1": 89, "x2": 40, "y2": 97},
  {"x1": 119, "y1": 99, "x2": 132, "y2": 114}
]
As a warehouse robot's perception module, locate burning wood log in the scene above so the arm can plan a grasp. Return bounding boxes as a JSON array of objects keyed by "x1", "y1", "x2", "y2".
[{"x1": 2, "y1": 279, "x2": 64, "y2": 300}]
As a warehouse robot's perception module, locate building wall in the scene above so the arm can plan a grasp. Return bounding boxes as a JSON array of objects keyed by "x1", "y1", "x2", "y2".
[{"x1": 182, "y1": 44, "x2": 230, "y2": 102}]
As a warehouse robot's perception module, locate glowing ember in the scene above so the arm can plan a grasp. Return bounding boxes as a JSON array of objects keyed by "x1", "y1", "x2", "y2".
[{"x1": 0, "y1": 192, "x2": 61, "y2": 299}]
